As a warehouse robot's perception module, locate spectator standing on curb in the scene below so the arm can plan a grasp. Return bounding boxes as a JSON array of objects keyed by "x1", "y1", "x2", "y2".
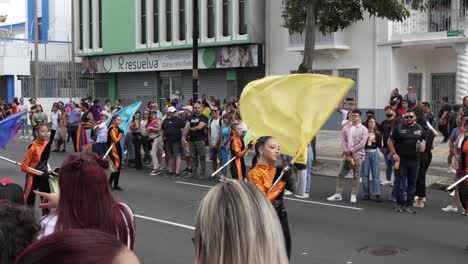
[
  {"x1": 438, "y1": 96, "x2": 452, "y2": 143},
  {"x1": 361, "y1": 117, "x2": 382, "y2": 202},
  {"x1": 161, "y1": 106, "x2": 186, "y2": 178},
  {"x1": 184, "y1": 103, "x2": 209, "y2": 179},
  {"x1": 380, "y1": 106, "x2": 397, "y2": 186},
  {"x1": 147, "y1": 111, "x2": 162, "y2": 176},
  {"x1": 18, "y1": 98, "x2": 30, "y2": 139},
  {"x1": 388, "y1": 109, "x2": 427, "y2": 213},
  {"x1": 208, "y1": 106, "x2": 222, "y2": 180},
  {"x1": 327, "y1": 109, "x2": 368, "y2": 203}
]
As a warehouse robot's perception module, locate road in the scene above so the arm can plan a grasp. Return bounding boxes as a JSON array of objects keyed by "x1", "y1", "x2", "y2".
[{"x1": 1, "y1": 138, "x2": 467, "y2": 264}]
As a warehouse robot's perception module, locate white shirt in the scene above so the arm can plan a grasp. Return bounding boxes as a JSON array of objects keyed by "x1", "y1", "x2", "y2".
[
  {"x1": 39, "y1": 202, "x2": 135, "y2": 248},
  {"x1": 341, "y1": 110, "x2": 349, "y2": 126},
  {"x1": 50, "y1": 111, "x2": 61, "y2": 130},
  {"x1": 18, "y1": 104, "x2": 29, "y2": 120},
  {"x1": 95, "y1": 122, "x2": 109, "y2": 143},
  {"x1": 209, "y1": 117, "x2": 222, "y2": 145}
]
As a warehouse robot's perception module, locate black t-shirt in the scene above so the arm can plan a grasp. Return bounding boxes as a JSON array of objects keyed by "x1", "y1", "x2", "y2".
[
  {"x1": 390, "y1": 123, "x2": 427, "y2": 160},
  {"x1": 189, "y1": 114, "x2": 208, "y2": 142},
  {"x1": 380, "y1": 119, "x2": 396, "y2": 148},
  {"x1": 162, "y1": 116, "x2": 185, "y2": 142},
  {"x1": 438, "y1": 104, "x2": 452, "y2": 118}
]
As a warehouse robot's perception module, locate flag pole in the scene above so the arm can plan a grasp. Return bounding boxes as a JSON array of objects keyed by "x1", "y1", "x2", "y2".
[
  {"x1": 446, "y1": 175, "x2": 468, "y2": 191},
  {"x1": 211, "y1": 156, "x2": 236, "y2": 176},
  {"x1": 0, "y1": 155, "x2": 58, "y2": 177},
  {"x1": 268, "y1": 143, "x2": 308, "y2": 193}
]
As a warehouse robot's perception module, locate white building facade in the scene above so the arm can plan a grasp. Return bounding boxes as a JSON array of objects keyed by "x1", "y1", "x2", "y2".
[
  {"x1": 267, "y1": 0, "x2": 468, "y2": 129},
  {"x1": 0, "y1": 0, "x2": 89, "y2": 115}
]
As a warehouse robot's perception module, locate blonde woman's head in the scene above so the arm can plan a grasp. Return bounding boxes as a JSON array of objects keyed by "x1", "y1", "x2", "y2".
[{"x1": 194, "y1": 180, "x2": 288, "y2": 264}]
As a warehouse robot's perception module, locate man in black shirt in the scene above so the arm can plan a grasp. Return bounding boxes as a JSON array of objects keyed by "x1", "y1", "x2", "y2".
[
  {"x1": 162, "y1": 106, "x2": 186, "y2": 178},
  {"x1": 388, "y1": 109, "x2": 426, "y2": 213},
  {"x1": 380, "y1": 107, "x2": 398, "y2": 186},
  {"x1": 183, "y1": 103, "x2": 209, "y2": 179},
  {"x1": 390, "y1": 88, "x2": 403, "y2": 109}
]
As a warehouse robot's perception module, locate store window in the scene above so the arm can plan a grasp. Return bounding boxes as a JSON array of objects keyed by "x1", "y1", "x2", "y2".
[
  {"x1": 98, "y1": 0, "x2": 102, "y2": 48},
  {"x1": 179, "y1": 0, "x2": 185, "y2": 41},
  {"x1": 238, "y1": 0, "x2": 246, "y2": 35},
  {"x1": 141, "y1": 0, "x2": 147, "y2": 44},
  {"x1": 153, "y1": 0, "x2": 159, "y2": 43},
  {"x1": 89, "y1": 0, "x2": 93, "y2": 49},
  {"x1": 222, "y1": 0, "x2": 230, "y2": 36},
  {"x1": 166, "y1": 0, "x2": 172, "y2": 41},
  {"x1": 79, "y1": 0, "x2": 83, "y2": 49},
  {"x1": 207, "y1": 0, "x2": 214, "y2": 38}
]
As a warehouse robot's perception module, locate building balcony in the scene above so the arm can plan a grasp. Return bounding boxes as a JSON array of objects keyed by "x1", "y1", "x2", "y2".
[
  {"x1": 392, "y1": 9, "x2": 468, "y2": 43},
  {"x1": 288, "y1": 29, "x2": 350, "y2": 52}
]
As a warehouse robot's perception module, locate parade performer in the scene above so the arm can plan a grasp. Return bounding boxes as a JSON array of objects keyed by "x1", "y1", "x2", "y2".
[
  {"x1": 458, "y1": 122, "x2": 468, "y2": 215},
  {"x1": 21, "y1": 124, "x2": 56, "y2": 215},
  {"x1": 76, "y1": 102, "x2": 95, "y2": 152},
  {"x1": 229, "y1": 122, "x2": 251, "y2": 180},
  {"x1": 108, "y1": 115, "x2": 124, "y2": 191},
  {"x1": 247, "y1": 136, "x2": 292, "y2": 259}
]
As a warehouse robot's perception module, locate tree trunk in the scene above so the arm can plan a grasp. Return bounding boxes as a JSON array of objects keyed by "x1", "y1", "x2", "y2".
[{"x1": 298, "y1": 0, "x2": 318, "y2": 73}]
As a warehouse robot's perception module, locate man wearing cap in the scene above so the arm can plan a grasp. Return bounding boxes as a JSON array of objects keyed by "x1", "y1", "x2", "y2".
[
  {"x1": 92, "y1": 111, "x2": 111, "y2": 155},
  {"x1": 184, "y1": 103, "x2": 209, "y2": 179},
  {"x1": 404, "y1": 86, "x2": 418, "y2": 109},
  {"x1": 161, "y1": 106, "x2": 186, "y2": 177}
]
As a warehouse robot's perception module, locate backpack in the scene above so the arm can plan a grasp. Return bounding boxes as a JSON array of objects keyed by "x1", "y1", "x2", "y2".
[{"x1": 208, "y1": 117, "x2": 223, "y2": 129}]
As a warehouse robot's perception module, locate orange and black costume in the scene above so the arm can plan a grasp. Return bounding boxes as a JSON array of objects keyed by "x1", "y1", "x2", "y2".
[
  {"x1": 108, "y1": 124, "x2": 124, "y2": 188},
  {"x1": 459, "y1": 136, "x2": 468, "y2": 213},
  {"x1": 21, "y1": 129, "x2": 56, "y2": 215},
  {"x1": 229, "y1": 134, "x2": 249, "y2": 180},
  {"x1": 247, "y1": 164, "x2": 292, "y2": 259}
]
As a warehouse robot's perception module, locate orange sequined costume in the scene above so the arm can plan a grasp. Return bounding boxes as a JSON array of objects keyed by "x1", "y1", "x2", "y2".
[
  {"x1": 229, "y1": 134, "x2": 248, "y2": 180},
  {"x1": 108, "y1": 124, "x2": 123, "y2": 188},
  {"x1": 247, "y1": 163, "x2": 292, "y2": 259},
  {"x1": 21, "y1": 129, "x2": 55, "y2": 215}
]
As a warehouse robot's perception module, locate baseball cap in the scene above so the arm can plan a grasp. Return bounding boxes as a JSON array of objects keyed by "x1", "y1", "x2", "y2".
[
  {"x1": 168, "y1": 106, "x2": 177, "y2": 113},
  {"x1": 0, "y1": 179, "x2": 24, "y2": 205},
  {"x1": 183, "y1": 105, "x2": 193, "y2": 112}
]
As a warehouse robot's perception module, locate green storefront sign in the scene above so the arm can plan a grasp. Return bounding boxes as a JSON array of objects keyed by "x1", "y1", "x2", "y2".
[{"x1": 447, "y1": 30, "x2": 465, "y2": 37}]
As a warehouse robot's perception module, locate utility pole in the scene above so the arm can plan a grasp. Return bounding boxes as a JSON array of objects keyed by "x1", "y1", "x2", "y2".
[
  {"x1": 33, "y1": 0, "x2": 39, "y2": 98},
  {"x1": 70, "y1": 0, "x2": 76, "y2": 100},
  {"x1": 192, "y1": 0, "x2": 199, "y2": 103}
]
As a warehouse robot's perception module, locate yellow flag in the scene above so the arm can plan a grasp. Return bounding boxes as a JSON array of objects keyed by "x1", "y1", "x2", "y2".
[{"x1": 239, "y1": 74, "x2": 353, "y2": 164}]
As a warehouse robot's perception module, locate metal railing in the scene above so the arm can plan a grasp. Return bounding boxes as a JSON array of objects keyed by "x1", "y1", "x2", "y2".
[
  {"x1": 20, "y1": 61, "x2": 94, "y2": 98},
  {"x1": 289, "y1": 29, "x2": 348, "y2": 49},
  {"x1": 393, "y1": 8, "x2": 468, "y2": 35}
]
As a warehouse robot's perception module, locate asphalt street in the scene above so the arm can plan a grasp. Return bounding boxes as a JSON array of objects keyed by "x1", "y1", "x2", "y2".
[{"x1": 1, "y1": 138, "x2": 468, "y2": 264}]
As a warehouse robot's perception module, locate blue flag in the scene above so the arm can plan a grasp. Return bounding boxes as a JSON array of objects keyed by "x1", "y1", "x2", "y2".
[
  {"x1": 106, "y1": 102, "x2": 142, "y2": 135},
  {"x1": 0, "y1": 112, "x2": 27, "y2": 148}
]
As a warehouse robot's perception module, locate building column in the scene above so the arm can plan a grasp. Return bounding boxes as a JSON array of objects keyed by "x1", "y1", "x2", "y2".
[
  {"x1": 6, "y1": 75, "x2": 15, "y2": 102},
  {"x1": 455, "y1": 43, "x2": 468, "y2": 103}
]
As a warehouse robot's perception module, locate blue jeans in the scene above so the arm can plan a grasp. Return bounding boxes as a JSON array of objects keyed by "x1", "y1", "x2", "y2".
[
  {"x1": 395, "y1": 159, "x2": 419, "y2": 208},
  {"x1": 361, "y1": 151, "x2": 381, "y2": 196},
  {"x1": 306, "y1": 144, "x2": 314, "y2": 193},
  {"x1": 19, "y1": 119, "x2": 29, "y2": 137},
  {"x1": 382, "y1": 147, "x2": 394, "y2": 181}
]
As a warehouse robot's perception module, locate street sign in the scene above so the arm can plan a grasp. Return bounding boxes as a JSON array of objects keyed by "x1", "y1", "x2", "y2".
[{"x1": 447, "y1": 30, "x2": 465, "y2": 37}]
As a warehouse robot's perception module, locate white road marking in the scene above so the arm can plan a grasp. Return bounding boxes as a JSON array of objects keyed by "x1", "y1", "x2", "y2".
[
  {"x1": 135, "y1": 214, "x2": 195, "y2": 230},
  {"x1": 175, "y1": 181, "x2": 364, "y2": 211}
]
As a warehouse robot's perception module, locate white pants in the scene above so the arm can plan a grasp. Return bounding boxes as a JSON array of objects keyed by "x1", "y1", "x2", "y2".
[
  {"x1": 150, "y1": 137, "x2": 162, "y2": 170},
  {"x1": 295, "y1": 169, "x2": 307, "y2": 196}
]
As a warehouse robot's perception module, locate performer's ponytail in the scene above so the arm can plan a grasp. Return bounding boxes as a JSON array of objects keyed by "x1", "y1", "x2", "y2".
[{"x1": 251, "y1": 136, "x2": 272, "y2": 168}]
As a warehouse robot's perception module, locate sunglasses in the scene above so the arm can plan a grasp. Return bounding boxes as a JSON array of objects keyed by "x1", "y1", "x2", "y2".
[{"x1": 405, "y1": 116, "x2": 415, "y2": 119}]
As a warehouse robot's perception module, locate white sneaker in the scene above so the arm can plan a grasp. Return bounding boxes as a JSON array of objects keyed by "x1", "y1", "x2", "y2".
[
  {"x1": 294, "y1": 193, "x2": 309, "y2": 199},
  {"x1": 284, "y1": 190, "x2": 293, "y2": 196},
  {"x1": 350, "y1": 194, "x2": 357, "y2": 203},
  {"x1": 442, "y1": 205, "x2": 458, "y2": 213},
  {"x1": 327, "y1": 194, "x2": 342, "y2": 201}
]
